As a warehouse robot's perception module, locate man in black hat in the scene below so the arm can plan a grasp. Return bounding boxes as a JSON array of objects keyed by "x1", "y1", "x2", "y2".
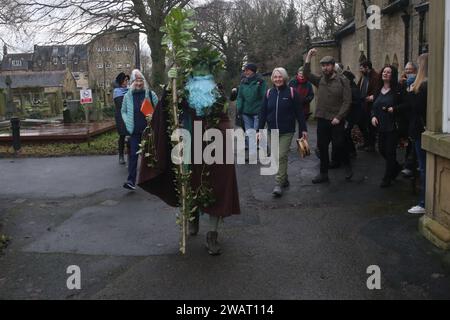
[{"x1": 304, "y1": 48, "x2": 352, "y2": 184}]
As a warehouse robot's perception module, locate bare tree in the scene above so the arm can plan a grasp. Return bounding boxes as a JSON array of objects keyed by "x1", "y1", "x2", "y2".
[
  {"x1": 12, "y1": 0, "x2": 193, "y2": 88},
  {"x1": 303, "y1": 0, "x2": 353, "y2": 40},
  {"x1": 194, "y1": 0, "x2": 245, "y2": 84},
  {"x1": 0, "y1": 0, "x2": 28, "y2": 55}
]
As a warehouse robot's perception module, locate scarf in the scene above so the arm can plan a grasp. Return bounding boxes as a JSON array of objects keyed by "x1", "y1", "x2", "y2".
[
  {"x1": 295, "y1": 75, "x2": 309, "y2": 99},
  {"x1": 406, "y1": 74, "x2": 417, "y2": 87},
  {"x1": 113, "y1": 87, "x2": 128, "y2": 99}
]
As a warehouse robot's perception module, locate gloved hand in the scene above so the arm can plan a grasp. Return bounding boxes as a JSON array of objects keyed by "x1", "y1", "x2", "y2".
[{"x1": 168, "y1": 67, "x2": 178, "y2": 79}]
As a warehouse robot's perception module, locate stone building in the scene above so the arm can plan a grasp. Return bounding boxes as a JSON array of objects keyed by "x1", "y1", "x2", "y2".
[
  {"x1": 311, "y1": 0, "x2": 429, "y2": 76},
  {"x1": 32, "y1": 44, "x2": 88, "y2": 73},
  {"x1": 307, "y1": 0, "x2": 429, "y2": 114},
  {"x1": 87, "y1": 29, "x2": 140, "y2": 91},
  {"x1": 0, "y1": 29, "x2": 140, "y2": 117},
  {"x1": 0, "y1": 70, "x2": 78, "y2": 117},
  {"x1": 419, "y1": 0, "x2": 450, "y2": 250},
  {"x1": 1, "y1": 45, "x2": 33, "y2": 72}
]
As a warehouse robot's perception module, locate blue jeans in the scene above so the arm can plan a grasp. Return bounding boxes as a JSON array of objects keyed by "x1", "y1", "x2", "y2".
[
  {"x1": 242, "y1": 114, "x2": 259, "y2": 155},
  {"x1": 127, "y1": 134, "x2": 142, "y2": 185},
  {"x1": 415, "y1": 138, "x2": 426, "y2": 208}
]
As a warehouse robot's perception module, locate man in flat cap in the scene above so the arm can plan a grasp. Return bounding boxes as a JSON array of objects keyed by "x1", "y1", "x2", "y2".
[{"x1": 304, "y1": 48, "x2": 352, "y2": 184}]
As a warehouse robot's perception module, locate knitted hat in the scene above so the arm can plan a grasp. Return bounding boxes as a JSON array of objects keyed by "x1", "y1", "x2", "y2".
[{"x1": 244, "y1": 63, "x2": 257, "y2": 73}]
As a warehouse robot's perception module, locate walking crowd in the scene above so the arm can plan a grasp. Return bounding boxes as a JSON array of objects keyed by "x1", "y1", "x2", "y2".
[
  {"x1": 111, "y1": 48, "x2": 429, "y2": 254},
  {"x1": 232, "y1": 48, "x2": 429, "y2": 215}
]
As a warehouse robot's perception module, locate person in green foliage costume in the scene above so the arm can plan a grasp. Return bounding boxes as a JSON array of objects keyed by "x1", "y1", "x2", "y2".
[{"x1": 137, "y1": 51, "x2": 241, "y2": 256}]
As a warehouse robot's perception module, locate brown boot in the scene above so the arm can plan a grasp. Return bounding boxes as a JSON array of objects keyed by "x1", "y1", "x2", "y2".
[{"x1": 206, "y1": 231, "x2": 221, "y2": 256}]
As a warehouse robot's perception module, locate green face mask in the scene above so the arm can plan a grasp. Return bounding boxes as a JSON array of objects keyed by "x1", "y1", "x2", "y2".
[{"x1": 192, "y1": 62, "x2": 211, "y2": 77}]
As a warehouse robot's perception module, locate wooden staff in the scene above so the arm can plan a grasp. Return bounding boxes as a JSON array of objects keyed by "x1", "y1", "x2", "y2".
[{"x1": 170, "y1": 73, "x2": 188, "y2": 254}]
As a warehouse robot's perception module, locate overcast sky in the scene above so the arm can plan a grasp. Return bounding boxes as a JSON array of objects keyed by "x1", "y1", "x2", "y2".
[{"x1": 1, "y1": 0, "x2": 300, "y2": 57}]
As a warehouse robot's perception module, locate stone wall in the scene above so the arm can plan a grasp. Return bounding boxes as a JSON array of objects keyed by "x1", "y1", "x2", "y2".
[{"x1": 339, "y1": 33, "x2": 359, "y2": 74}]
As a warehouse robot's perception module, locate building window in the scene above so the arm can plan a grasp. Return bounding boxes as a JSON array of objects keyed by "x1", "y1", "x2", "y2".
[
  {"x1": 106, "y1": 47, "x2": 111, "y2": 52},
  {"x1": 117, "y1": 63, "x2": 123, "y2": 68},
  {"x1": 105, "y1": 63, "x2": 112, "y2": 68},
  {"x1": 123, "y1": 46, "x2": 128, "y2": 51},
  {"x1": 97, "y1": 63, "x2": 103, "y2": 69},
  {"x1": 392, "y1": 54, "x2": 399, "y2": 69},
  {"x1": 97, "y1": 47, "x2": 103, "y2": 52},
  {"x1": 126, "y1": 63, "x2": 131, "y2": 68},
  {"x1": 52, "y1": 57, "x2": 58, "y2": 65},
  {"x1": 116, "y1": 47, "x2": 122, "y2": 52},
  {"x1": 61, "y1": 57, "x2": 66, "y2": 65},
  {"x1": 11, "y1": 60, "x2": 22, "y2": 67}
]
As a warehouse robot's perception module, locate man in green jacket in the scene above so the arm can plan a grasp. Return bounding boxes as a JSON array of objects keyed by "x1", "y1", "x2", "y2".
[{"x1": 237, "y1": 63, "x2": 267, "y2": 159}]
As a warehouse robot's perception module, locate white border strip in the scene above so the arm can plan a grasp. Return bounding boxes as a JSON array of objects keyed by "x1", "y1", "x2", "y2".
[{"x1": 444, "y1": 1, "x2": 450, "y2": 133}]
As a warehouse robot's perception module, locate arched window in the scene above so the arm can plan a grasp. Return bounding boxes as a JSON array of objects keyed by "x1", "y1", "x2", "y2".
[
  {"x1": 359, "y1": 52, "x2": 367, "y2": 64},
  {"x1": 385, "y1": 55, "x2": 391, "y2": 66},
  {"x1": 392, "y1": 54, "x2": 399, "y2": 69}
]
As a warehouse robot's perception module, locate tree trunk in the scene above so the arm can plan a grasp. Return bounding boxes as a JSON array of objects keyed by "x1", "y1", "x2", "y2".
[{"x1": 147, "y1": 30, "x2": 166, "y2": 92}]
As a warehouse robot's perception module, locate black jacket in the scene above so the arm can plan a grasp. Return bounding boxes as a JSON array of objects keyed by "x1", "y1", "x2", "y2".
[
  {"x1": 258, "y1": 85, "x2": 307, "y2": 135},
  {"x1": 372, "y1": 88, "x2": 401, "y2": 133},
  {"x1": 347, "y1": 81, "x2": 363, "y2": 124},
  {"x1": 396, "y1": 82, "x2": 414, "y2": 138},
  {"x1": 409, "y1": 81, "x2": 428, "y2": 140}
]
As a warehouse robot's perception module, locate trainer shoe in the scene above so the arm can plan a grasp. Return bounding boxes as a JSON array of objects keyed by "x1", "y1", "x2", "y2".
[
  {"x1": 123, "y1": 182, "x2": 136, "y2": 191},
  {"x1": 408, "y1": 206, "x2": 426, "y2": 215}
]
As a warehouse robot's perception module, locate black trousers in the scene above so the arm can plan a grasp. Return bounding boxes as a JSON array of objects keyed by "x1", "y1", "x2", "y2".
[
  {"x1": 118, "y1": 135, "x2": 126, "y2": 157},
  {"x1": 331, "y1": 122, "x2": 356, "y2": 164},
  {"x1": 404, "y1": 140, "x2": 417, "y2": 171},
  {"x1": 317, "y1": 118, "x2": 349, "y2": 174},
  {"x1": 358, "y1": 108, "x2": 377, "y2": 147},
  {"x1": 378, "y1": 131, "x2": 400, "y2": 181}
]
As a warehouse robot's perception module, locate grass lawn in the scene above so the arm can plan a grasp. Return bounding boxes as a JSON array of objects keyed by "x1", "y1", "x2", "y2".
[{"x1": 0, "y1": 131, "x2": 120, "y2": 158}]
